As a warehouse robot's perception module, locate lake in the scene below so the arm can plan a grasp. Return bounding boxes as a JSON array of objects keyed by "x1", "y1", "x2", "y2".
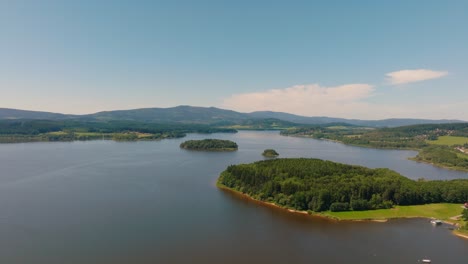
[{"x1": 0, "y1": 131, "x2": 467, "y2": 264}]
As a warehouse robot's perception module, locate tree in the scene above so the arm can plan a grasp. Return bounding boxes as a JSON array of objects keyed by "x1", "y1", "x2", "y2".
[{"x1": 462, "y1": 208, "x2": 468, "y2": 221}]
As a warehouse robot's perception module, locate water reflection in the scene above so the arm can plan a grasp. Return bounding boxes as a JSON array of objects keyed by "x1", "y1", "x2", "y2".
[{"x1": 0, "y1": 131, "x2": 466, "y2": 264}]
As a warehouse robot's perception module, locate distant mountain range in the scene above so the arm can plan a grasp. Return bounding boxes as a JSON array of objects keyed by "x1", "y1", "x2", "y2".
[
  {"x1": 0, "y1": 108, "x2": 73, "y2": 120},
  {"x1": 0, "y1": 106, "x2": 464, "y2": 127},
  {"x1": 247, "y1": 111, "x2": 464, "y2": 127}
]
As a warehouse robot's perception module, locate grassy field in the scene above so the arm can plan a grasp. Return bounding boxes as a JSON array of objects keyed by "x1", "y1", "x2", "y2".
[
  {"x1": 428, "y1": 136, "x2": 468, "y2": 146},
  {"x1": 75, "y1": 132, "x2": 107, "y2": 136},
  {"x1": 47, "y1": 131, "x2": 69, "y2": 135},
  {"x1": 226, "y1": 125, "x2": 293, "y2": 130},
  {"x1": 327, "y1": 126, "x2": 348, "y2": 130},
  {"x1": 455, "y1": 228, "x2": 468, "y2": 238},
  {"x1": 319, "y1": 203, "x2": 464, "y2": 224}
]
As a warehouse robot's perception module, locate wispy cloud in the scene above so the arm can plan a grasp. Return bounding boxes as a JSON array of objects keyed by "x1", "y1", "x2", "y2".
[
  {"x1": 222, "y1": 83, "x2": 374, "y2": 116},
  {"x1": 386, "y1": 69, "x2": 448, "y2": 85}
]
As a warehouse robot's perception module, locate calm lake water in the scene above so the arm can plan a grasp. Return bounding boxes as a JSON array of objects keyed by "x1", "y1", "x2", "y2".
[{"x1": 0, "y1": 131, "x2": 467, "y2": 264}]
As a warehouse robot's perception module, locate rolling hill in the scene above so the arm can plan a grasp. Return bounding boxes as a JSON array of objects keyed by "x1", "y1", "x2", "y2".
[
  {"x1": 0, "y1": 108, "x2": 74, "y2": 120},
  {"x1": 0, "y1": 106, "x2": 464, "y2": 127}
]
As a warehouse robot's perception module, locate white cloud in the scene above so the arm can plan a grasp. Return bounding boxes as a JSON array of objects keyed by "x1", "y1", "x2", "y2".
[
  {"x1": 220, "y1": 83, "x2": 467, "y2": 120},
  {"x1": 386, "y1": 69, "x2": 448, "y2": 85},
  {"x1": 222, "y1": 83, "x2": 375, "y2": 117}
]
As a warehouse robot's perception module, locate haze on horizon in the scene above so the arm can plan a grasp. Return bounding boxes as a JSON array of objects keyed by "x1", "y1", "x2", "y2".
[{"x1": 1, "y1": 1, "x2": 467, "y2": 120}]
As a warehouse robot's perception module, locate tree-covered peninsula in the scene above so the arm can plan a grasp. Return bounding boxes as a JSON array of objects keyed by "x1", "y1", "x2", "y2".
[
  {"x1": 180, "y1": 139, "x2": 238, "y2": 151},
  {"x1": 218, "y1": 158, "x2": 468, "y2": 213}
]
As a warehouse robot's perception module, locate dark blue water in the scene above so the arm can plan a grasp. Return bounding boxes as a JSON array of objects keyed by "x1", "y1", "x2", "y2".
[{"x1": 0, "y1": 131, "x2": 466, "y2": 263}]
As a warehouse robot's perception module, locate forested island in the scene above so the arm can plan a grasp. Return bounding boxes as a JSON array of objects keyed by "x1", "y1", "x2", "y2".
[
  {"x1": 262, "y1": 149, "x2": 279, "y2": 157},
  {"x1": 281, "y1": 123, "x2": 468, "y2": 171},
  {"x1": 180, "y1": 139, "x2": 238, "y2": 151},
  {"x1": 218, "y1": 158, "x2": 468, "y2": 215},
  {"x1": 0, "y1": 119, "x2": 236, "y2": 143}
]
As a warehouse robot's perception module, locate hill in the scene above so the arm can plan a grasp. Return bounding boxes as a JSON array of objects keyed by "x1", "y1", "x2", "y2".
[
  {"x1": 0, "y1": 108, "x2": 73, "y2": 120},
  {"x1": 0, "y1": 106, "x2": 465, "y2": 127},
  {"x1": 87, "y1": 105, "x2": 247, "y2": 124},
  {"x1": 249, "y1": 111, "x2": 463, "y2": 127}
]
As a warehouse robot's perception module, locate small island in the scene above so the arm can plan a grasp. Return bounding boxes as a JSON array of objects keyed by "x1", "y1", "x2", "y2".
[
  {"x1": 180, "y1": 139, "x2": 238, "y2": 151},
  {"x1": 262, "y1": 149, "x2": 279, "y2": 157},
  {"x1": 217, "y1": 158, "x2": 468, "y2": 236}
]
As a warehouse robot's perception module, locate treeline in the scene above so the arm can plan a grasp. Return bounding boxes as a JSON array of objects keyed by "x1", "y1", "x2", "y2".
[
  {"x1": 180, "y1": 139, "x2": 238, "y2": 151},
  {"x1": 281, "y1": 123, "x2": 468, "y2": 149},
  {"x1": 281, "y1": 125, "x2": 427, "y2": 149},
  {"x1": 218, "y1": 158, "x2": 468, "y2": 212},
  {"x1": 463, "y1": 208, "x2": 468, "y2": 231},
  {"x1": 0, "y1": 119, "x2": 237, "y2": 143},
  {"x1": 0, "y1": 119, "x2": 237, "y2": 135},
  {"x1": 222, "y1": 118, "x2": 300, "y2": 130},
  {"x1": 414, "y1": 145, "x2": 468, "y2": 171}
]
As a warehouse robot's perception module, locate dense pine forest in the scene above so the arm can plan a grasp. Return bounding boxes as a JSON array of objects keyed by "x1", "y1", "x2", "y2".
[
  {"x1": 180, "y1": 139, "x2": 238, "y2": 151},
  {"x1": 218, "y1": 158, "x2": 468, "y2": 212}
]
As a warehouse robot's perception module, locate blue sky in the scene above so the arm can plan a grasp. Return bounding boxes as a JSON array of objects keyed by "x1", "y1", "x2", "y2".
[{"x1": 1, "y1": 0, "x2": 467, "y2": 119}]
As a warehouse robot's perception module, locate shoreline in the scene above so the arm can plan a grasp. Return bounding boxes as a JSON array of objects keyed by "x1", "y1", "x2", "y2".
[
  {"x1": 454, "y1": 231, "x2": 468, "y2": 240},
  {"x1": 217, "y1": 183, "x2": 388, "y2": 223},
  {"x1": 217, "y1": 183, "x2": 310, "y2": 216},
  {"x1": 408, "y1": 157, "x2": 468, "y2": 172},
  {"x1": 281, "y1": 134, "x2": 468, "y2": 172},
  {"x1": 217, "y1": 182, "x2": 467, "y2": 239},
  {"x1": 280, "y1": 134, "x2": 418, "y2": 150}
]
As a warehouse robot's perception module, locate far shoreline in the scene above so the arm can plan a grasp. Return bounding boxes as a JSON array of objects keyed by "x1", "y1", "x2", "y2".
[
  {"x1": 281, "y1": 134, "x2": 468, "y2": 172},
  {"x1": 408, "y1": 157, "x2": 468, "y2": 172}
]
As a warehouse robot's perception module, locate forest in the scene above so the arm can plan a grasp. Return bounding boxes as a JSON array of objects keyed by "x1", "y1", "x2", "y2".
[
  {"x1": 0, "y1": 119, "x2": 236, "y2": 143},
  {"x1": 218, "y1": 158, "x2": 468, "y2": 212},
  {"x1": 180, "y1": 139, "x2": 238, "y2": 151},
  {"x1": 412, "y1": 145, "x2": 468, "y2": 171}
]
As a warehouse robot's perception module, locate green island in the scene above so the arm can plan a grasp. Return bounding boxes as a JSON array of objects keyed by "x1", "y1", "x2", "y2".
[
  {"x1": 180, "y1": 139, "x2": 238, "y2": 151},
  {"x1": 281, "y1": 123, "x2": 468, "y2": 172},
  {"x1": 0, "y1": 119, "x2": 236, "y2": 143},
  {"x1": 217, "y1": 158, "x2": 468, "y2": 236},
  {"x1": 262, "y1": 149, "x2": 279, "y2": 157}
]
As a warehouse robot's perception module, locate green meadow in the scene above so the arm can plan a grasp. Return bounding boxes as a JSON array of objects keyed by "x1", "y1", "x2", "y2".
[
  {"x1": 320, "y1": 203, "x2": 464, "y2": 223},
  {"x1": 428, "y1": 136, "x2": 468, "y2": 146}
]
